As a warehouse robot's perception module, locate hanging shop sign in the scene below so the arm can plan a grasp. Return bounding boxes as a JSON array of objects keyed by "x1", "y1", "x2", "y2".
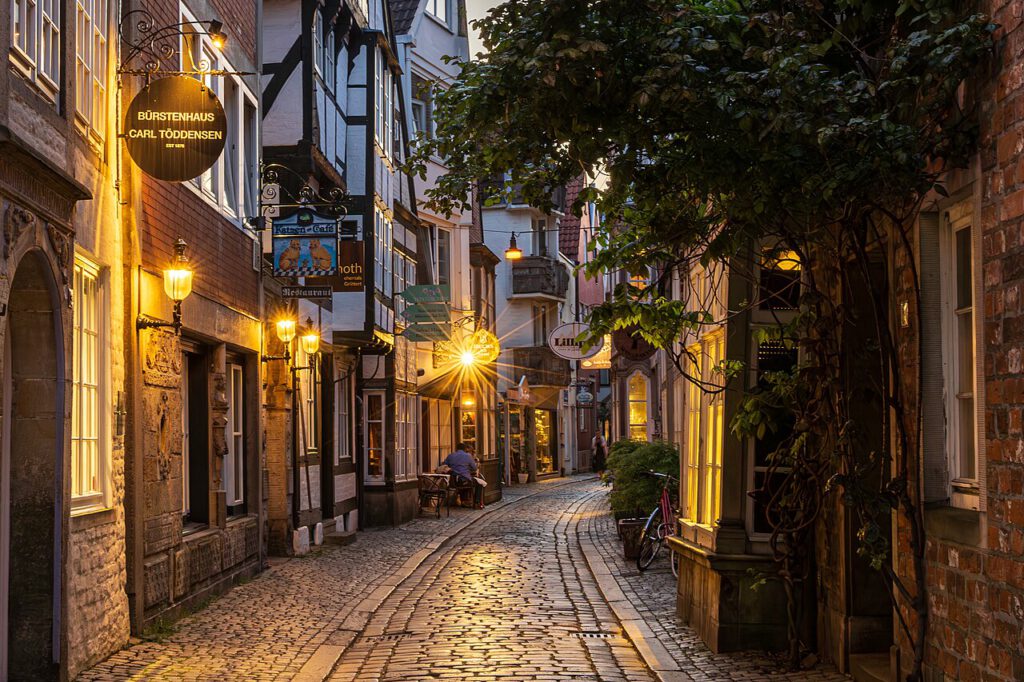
[
  {"x1": 281, "y1": 285, "x2": 332, "y2": 299},
  {"x1": 548, "y1": 322, "x2": 602, "y2": 361},
  {"x1": 123, "y1": 76, "x2": 227, "y2": 182},
  {"x1": 399, "y1": 284, "x2": 450, "y2": 304},
  {"x1": 581, "y1": 334, "x2": 612, "y2": 370},
  {"x1": 337, "y1": 240, "x2": 364, "y2": 291},
  {"x1": 272, "y1": 209, "x2": 339, "y2": 278},
  {"x1": 612, "y1": 325, "x2": 657, "y2": 362}
]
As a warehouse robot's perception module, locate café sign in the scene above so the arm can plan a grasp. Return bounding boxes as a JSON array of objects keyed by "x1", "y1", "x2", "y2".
[
  {"x1": 123, "y1": 76, "x2": 228, "y2": 182},
  {"x1": 548, "y1": 322, "x2": 602, "y2": 361},
  {"x1": 272, "y1": 209, "x2": 339, "y2": 278}
]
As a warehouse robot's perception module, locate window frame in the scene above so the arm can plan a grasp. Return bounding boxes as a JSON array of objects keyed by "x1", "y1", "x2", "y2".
[
  {"x1": 224, "y1": 362, "x2": 245, "y2": 511},
  {"x1": 75, "y1": 0, "x2": 108, "y2": 139},
  {"x1": 71, "y1": 255, "x2": 109, "y2": 514},
  {"x1": 425, "y1": 0, "x2": 449, "y2": 27},
  {"x1": 335, "y1": 371, "x2": 351, "y2": 463},
  {"x1": 363, "y1": 390, "x2": 386, "y2": 482},
  {"x1": 626, "y1": 371, "x2": 649, "y2": 442},
  {"x1": 940, "y1": 209, "x2": 983, "y2": 509}
]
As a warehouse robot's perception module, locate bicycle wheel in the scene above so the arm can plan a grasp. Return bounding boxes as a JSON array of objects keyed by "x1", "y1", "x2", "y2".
[
  {"x1": 636, "y1": 507, "x2": 663, "y2": 571},
  {"x1": 670, "y1": 545, "x2": 680, "y2": 578}
]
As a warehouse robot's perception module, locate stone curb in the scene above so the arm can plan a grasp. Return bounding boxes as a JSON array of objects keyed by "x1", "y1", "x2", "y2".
[
  {"x1": 293, "y1": 475, "x2": 597, "y2": 682},
  {"x1": 577, "y1": 522, "x2": 694, "y2": 682}
]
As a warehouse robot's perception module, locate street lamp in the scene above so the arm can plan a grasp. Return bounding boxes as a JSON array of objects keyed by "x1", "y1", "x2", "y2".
[
  {"x1": 504, "y1": 233, "x2": 523, "y2": 261},
  {"x1": 137, "y1": 238, "x2": 193, "y2": 333},
  {"x1": 299, "y1": 317, "x2": 321, "y2": 356},
  {"x1": 263, "y1": 318, "x2": 298, "y2": 363}
]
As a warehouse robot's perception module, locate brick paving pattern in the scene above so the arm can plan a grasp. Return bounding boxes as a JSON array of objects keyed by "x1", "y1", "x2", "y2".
[
  {"x1": 577, "y1": 486, "x2": 851, "y2": 681},
  {"x1": 79, "y1": 478, "x2": 851, "y2": 681}
]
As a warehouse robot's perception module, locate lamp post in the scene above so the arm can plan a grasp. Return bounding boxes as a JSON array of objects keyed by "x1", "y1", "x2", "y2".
[{"x1": 137, "y1": 238, "x2": 193, "y2": 333}]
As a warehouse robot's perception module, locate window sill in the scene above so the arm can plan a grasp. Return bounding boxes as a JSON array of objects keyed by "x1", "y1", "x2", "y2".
[
  {"x1": 423, "y1": 12, "x2": 455, "y2": 34},
  {"x1": 182, "y1": 521, "x2": 210, "y2": 537},
  {"x1": 924, "y1": 505, "x2": 984, "y2": 547},
  {"x1": 70, "y1": 505, "x2": 115, "y2": 531}
]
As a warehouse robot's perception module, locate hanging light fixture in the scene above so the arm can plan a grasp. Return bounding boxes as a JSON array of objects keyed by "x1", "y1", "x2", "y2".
[{"x1": 504, "y1": 232, "x2": 523, "y2": 261}]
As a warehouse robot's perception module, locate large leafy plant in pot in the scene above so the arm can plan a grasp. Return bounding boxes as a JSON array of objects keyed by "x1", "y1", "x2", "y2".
[{"x1": 605, "y1": 440, "x2": 679, "y2": 518}]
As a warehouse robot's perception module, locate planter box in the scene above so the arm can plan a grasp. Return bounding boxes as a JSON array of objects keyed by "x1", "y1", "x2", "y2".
[{"x1": 618, "y1": 518, "x2": 645, "y2": 560}]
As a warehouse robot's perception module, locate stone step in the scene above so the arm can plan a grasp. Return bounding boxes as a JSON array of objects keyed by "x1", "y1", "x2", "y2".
[
  {"x1": 849, "y1": 653, "x2": 891, "y2": 682},
  {"x1": 323, "y1": 529, "x2": 357, "y2": 546}
]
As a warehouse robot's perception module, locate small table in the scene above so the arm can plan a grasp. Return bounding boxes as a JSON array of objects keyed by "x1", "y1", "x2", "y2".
[{"x1": 418, "y1": 474, "x2": 449, "y2": 518}]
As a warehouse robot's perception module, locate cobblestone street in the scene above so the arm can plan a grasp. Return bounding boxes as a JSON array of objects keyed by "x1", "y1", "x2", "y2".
[{"x1": 80, "y1": 478, "x2": 850, "y2": 681}]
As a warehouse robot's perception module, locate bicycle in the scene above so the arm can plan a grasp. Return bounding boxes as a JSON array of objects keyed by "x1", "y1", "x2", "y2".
[{"x1": 636, "y1": 471, "x2": 680, "y2": 577}]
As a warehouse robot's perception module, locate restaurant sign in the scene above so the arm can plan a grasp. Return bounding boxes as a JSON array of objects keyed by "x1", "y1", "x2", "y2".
[
  {"x1": 272, "y1": 209, "x2": 339, "y2": 278},
  {"x1": 123, "y1": 76, "x2": 227, "y2": 182},
  {"x1": 548, "y1": 322, "x2": 602, "y2": 361}
]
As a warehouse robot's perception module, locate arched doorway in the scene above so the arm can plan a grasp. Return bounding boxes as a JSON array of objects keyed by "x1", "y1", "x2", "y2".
[{"x1": 2, "y1": 250, "x2": 63, "y2": 680}]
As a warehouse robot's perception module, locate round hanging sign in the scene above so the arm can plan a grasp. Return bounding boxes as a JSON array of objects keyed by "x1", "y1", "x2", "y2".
[
  {"x1": 124, "y1": 76, "x2": 228, "y2": 182},
  {"x1": 548, "y1": 322, "x2": 602, "y2": 361}
]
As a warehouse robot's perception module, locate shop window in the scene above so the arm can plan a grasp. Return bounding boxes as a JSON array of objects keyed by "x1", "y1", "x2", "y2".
[
  {"x1": 72, "y1": 256, "x2": 108, "y2": 512},
  {"x1": 75, "y1": 0, "x2": 108, "y2": 138},
  {"x1": 702, "y1": 335, "x2": 724, "y2": 525},
  {"x1": 627, "y1": 372, "x2": 648, "y2": 441},
  {"x1": 184, "y1": 351, "x2": 210, "y2": 525},
  {"x1": 682, "y1": 334, "x2": 725, "y2": 526},
  {"x1": 335, "y1": 373, "x2": 351, "y2": 462},
  {"x1": 396, "y1": 393, "x2": 418, "y2": 480},
  {"x1": 224, "y1": 363, "x2": 245, "y2": 513},
  {"x1": 364, "y1": 391, "x2": 385, "y2": 480},
  {"x1": 536, "y1": 409, "x2": 556, "y2": 474},
  {"x1": 460, "y1": 404, "x2": 477, "y2": 453}
]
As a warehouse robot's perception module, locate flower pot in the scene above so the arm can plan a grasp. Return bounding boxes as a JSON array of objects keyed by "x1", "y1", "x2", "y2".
[
  {"x1": 618, "y1": 518, "x2": 645, "y2": 560},
  {"x1": 517, "y1": 472, "x2": 529, "y2": 485}
]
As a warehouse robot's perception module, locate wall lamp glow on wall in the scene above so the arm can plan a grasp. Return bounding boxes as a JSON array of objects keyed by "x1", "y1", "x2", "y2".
[{"x1": 137, "y1": 238, "x2": 193, "y2": 334}]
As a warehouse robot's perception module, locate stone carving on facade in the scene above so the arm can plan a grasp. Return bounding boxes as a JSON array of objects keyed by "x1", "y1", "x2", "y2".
[
  {"x1": 156, "y1": 392, "x2": 171, "y2": 481},
  {"x1": 143, "y1": 330, "x2": 182, "y2": 388},
  {"x1": 46, "y1": 224, "x2": 72, "y2": 308},
  {"x1": 210, "y1": 371, "x2": 228, "y2": 489},
  {"x1": 3, "y1": 204, "x2": 36, "y2": 260}
]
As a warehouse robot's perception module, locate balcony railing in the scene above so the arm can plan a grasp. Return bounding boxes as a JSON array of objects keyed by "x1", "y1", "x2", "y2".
[
  {"x1": 510, "y1": 256, "x2": 569, "y2": 299},
  {"x1": 510, "y1": 346, "x2": 571, "y2": 387}
]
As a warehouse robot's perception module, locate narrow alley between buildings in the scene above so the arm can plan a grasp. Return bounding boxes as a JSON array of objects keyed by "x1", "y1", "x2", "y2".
[{"x1": 79, "y1": 479, "x2": 849, "y2": 681}]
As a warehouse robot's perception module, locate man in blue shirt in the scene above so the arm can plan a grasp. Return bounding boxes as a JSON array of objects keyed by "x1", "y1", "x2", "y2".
[{"x1": 443, "y1": 442, "x2": 483, "y2": 508}]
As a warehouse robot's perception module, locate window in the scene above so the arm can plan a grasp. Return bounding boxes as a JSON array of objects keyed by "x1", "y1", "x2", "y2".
[
  {"x1": 426, "y1": 0, "x2": 448, "y2": 25},
  {"x1": 374, "y1": 48, "x2": 394, "y2": 158},
  {"x1": 942, "y1": 213, "x2": 981, "y2": 506},
  {"x1": 335, "y1": 373, "x2": 351, "y2": 462},
  {"x1": 627, "y1": 372, "x2": 648, "y2": 441},
  {"x1": 759, "y1": 247, "x2": 801, "y2": 310},
  {"x1": 182, "y1": 8, "x2": 259, "y2": 222},
  {"x1": 436, "y1": 227, "x2": 451, "y2": 286},
  {"x1": 684, "y1": 350, "x2": 701, "y2": 522},
  {"x1": 224, "y1": 363, "x2": 245, "y2": 511},
  {"x1": 702, "y1": 335, "x2": 724, "y2": 525},
  {"x1": 751, "y1": 341, "x2": 797, "y2": 534},
  {"x1": 324, "y1": 27, "x2": 335, "y2": 91},
  {"x1": 396, "y1": 393, "x2": 418, "y2": 480},
  {"x1": 532, "y1": 219, "x2": 548, "y2": 257},
  {"x1": 184, "y1": 351, "x2": 210, "y2": 524},
  {"x1": 313, "y1": 9, "x2": 323, "y2": 75},
  {"x1": 75, "y1": 0, "x2": 108, "y2": 136},
  {"x1": 298, "y1": 348, "x2": 319, "y2": 455},
  {"x1": 461, "y1": 404, "x2": 476, "y2": 453},
  {"x1": 182, "y1": 357, "x2": 190, "y2": 515},
  {"x1": 374, "y1": 207, "x2": 394, "y2": 296},
  {"x1": 365, "y1": 392, "x2": 385, "y2": 480},
  {"x1": 72, "y1": 257, "x2": 106, "y2": 510},
  {"x1": 12, "y1": 0, "x2": 60, "y2": 95},
  {"x1": 533, "y1": 303, "x2": 551, "y2": 346}
]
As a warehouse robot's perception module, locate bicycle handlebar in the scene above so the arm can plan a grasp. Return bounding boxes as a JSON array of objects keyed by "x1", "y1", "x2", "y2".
[{"x1": 643, "y1": 470, "x2": 679, "y2": 484}]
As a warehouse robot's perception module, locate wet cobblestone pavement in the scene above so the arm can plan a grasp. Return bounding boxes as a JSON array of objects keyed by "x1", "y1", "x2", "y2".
[{"x1": 80, "y1": 478, "x2": 850, "y2": 681}]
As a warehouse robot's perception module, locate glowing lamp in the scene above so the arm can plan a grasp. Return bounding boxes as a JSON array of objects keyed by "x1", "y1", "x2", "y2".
[
  {"x1": 505, "y1": 233, "x2": 523, "y2": 261},
  {"x1": 460, "y1": 350, "x2": 476, "y2": 367},
  {"x1": 163, "y1": 239, "x2": 193, "y2": 302},
  {"x1": 276, "y1": 319, "x2": 297, "y2": 344},
  {"x1": 208, "y1": 21, "x2": 227, "y2": 49},
  {"x1": 300, "y1": 317, "x2": 321, "y2": 356}
]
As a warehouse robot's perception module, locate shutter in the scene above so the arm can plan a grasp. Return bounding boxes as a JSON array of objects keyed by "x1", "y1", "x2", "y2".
[{"x1": 919, "y1": 212, "x2": 949, "y2": 503}]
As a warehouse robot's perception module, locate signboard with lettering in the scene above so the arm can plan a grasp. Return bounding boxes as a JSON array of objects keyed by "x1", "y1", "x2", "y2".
[
  {"x1": 123, "y1": 76, "x2": 227, "y2": 182},
  {"x1": 272, "y1": 209, "x2": 339, "y2": 278},
  {"x1": 281, "y1": 285, "x2": 333, "y2": 299},
  {"x1": 337, "y1": 240, "x2": 364, "y2": 291},
  {"x1": 548, "y1": 322, "x2": 602, "y2": 361}
]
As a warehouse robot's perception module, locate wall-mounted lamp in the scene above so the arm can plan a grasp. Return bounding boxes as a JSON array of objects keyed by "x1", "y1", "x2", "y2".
[
  {"x1": 504, "y1": 233, "x2": 523, "y2": 261},
  {"x1": 299, "y1": 317, "x2": 321, "y2": 357},
  {"x1": 207, "y1": 20, "x2": 228, "y2": 49},
  {"x1": 263, "y1": 318, "x2": 298, "y2": 363},
  {"x1": 461, "y1": 391, "x2": 477, "y2": 408},
  {"x1": 137, "y1": 238, "x2": 193, "y2": 333}
]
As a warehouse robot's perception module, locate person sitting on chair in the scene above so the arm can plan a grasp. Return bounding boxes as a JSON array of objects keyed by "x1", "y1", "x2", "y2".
[{"x1": 443, "y1": 442, "x2": 484, "y2": 508}]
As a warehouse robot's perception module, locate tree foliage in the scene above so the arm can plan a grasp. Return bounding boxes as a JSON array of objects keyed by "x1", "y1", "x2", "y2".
[{"x1": 409, "y1": 1, "x2": 995, "y2": 678}]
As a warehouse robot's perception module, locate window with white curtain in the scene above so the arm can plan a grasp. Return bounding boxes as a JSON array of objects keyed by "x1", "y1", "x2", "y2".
[
  {"x1": 72, "y1": 256, "x2": 107, "y2": 511},
  {"x1": 75, "y1": 0, "x2": 108, "y2": 136}
]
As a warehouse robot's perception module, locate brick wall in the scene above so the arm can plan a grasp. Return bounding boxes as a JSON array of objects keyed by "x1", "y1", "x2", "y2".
[{"x1": 904, "y1": 2, "x2": 1024, "y2": 679}]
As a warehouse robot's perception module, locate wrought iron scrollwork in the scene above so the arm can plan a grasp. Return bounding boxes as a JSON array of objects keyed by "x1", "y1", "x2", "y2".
[
  {"x1": 260, "y1": 163, "x2": 350, "y2": 219},
  {"x1": 117, "y1": 10, "x2": 237, "y2": 77}
]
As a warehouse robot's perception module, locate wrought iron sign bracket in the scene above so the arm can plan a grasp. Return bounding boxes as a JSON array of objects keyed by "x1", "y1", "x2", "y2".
[
  {"x1": 117, "y1": 10, "x2": 243, "y2": 78},
  {"x1": 260, "y1": 163, "x2": 351, "y2": 219}
]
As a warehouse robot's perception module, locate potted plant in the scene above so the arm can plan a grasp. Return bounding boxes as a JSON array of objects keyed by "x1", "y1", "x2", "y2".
[{"x1": 603, "y1": 440, "x2": 679, "y2": 559}]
